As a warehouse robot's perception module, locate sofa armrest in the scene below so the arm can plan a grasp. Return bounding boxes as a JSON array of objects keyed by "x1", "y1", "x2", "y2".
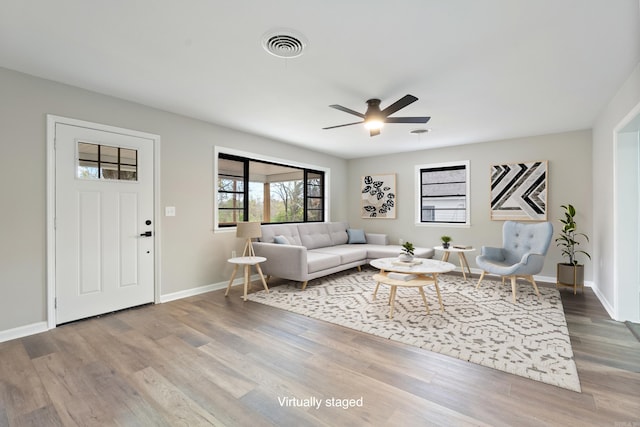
[
  {"x1": 365, "y1": 233, "x2": 389, "y2": 245},
  {"x1": 252, "y1": 242, "x2": 308, "y2": 281}
]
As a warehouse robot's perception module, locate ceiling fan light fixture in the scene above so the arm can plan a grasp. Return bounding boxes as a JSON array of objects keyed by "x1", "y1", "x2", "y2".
[
  {"x1": 364, "y1": 119, "x2": 384, "y2": 131},
  {"x1": 323, "y1": 94, "x2": 429, "y2": 138},
  {"x1": 364, "y1": 98, "x2": 384, "y2": 130}
]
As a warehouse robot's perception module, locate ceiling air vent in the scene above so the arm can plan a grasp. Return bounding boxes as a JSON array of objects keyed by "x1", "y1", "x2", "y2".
[{"x1": 261, "y1": 29, "x2": 307, "y2": 59}]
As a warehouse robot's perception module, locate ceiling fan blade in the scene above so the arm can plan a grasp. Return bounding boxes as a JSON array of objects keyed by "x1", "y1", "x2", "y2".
[
  {"x1": 384, "y1": 116, "x2": 431, "y2": 124},
  {"x1": 322, "y1": 121, "x2": 363, "y2": 130},
  {"x1": 381, "y1": 94, "x2": 418, "y2": 117},
  {"x1": 369, "y1": 128, "x2": 381, "y2": 137},
  {"x1": 329, "y1": 104, "x2": 365, "y2": 118}
]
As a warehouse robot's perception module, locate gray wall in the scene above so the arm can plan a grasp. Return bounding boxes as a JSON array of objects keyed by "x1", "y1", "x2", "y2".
[
  {"x1": 593, "y1": 62, "x2": 640, "y2": 318},
  {"x1": 347, "y1": 130, "x2": 593, "y2": 280},
  {"x1": 0, "y1": 67, "x2": 348, "y2": 332}
]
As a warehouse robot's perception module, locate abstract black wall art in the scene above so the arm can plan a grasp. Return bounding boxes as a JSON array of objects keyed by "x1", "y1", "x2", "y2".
[
  {"x1": 361, "y1": 173, "x2": 396, "y2": 218},
  {"x1": 490, "y1": 161, "x2": 547, "y2": 221}
]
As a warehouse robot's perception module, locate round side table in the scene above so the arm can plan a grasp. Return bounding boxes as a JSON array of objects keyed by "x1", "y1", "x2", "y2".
[
  {"x1": 433, "y1": 246, "x2": 475, "y2": 280},
  {"x1": 225, "y1": 256, "x2": 269, "y2": 301}
]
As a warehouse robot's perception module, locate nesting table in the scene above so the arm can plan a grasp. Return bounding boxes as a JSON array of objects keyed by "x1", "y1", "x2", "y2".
[{"x1": 369, "y1": 257, "x2": 455, "y2": 318}]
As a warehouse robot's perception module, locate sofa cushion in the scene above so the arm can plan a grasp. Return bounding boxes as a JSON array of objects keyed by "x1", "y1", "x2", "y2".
[
  {"x1": 327, "y1": 222, "x2": 349, "y2": 245},
  {"x1": 298, "y1": 223, "x2": 332, "y2": 249},
  {"x1": 365, "y1": 244, "x2": 402, "y2": 259},
  {"x1": 260, "y1": 224, "x2": 302, "y2": 246},
  {"x1": 347, "y1": 228, "x2": 366, "y2": 244},
  {"x1": 313, "y1": 245, "x2": 368, "y2": 264},
  {"x1": 306, "y1": 251, "x2": 342, "y2": 273}
]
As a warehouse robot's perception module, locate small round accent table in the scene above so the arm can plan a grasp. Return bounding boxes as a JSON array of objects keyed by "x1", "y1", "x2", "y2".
[
  {"x1": 433, "y1": 246, "x2": 476, "y2": 280},
  {"x1": 225, "y1": 256, "x2": 269, "y2": 301}
]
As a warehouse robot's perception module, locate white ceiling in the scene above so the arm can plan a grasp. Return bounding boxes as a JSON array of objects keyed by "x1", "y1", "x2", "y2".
[{"x1": 1, "y1": 1, "x2": 639, "y2": 159}]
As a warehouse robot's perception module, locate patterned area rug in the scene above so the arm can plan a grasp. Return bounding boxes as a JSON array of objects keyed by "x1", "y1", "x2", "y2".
[{"x1": 246, "y1": 269, "x2": 581, "y2": 392}]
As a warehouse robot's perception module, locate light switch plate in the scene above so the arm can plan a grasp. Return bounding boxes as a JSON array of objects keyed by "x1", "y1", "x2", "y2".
[{"x1": 165, "y1": 206, "x2": 176, "y2": 217}]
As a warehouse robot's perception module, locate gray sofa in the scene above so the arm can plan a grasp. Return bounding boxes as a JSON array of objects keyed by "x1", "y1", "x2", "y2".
[{"x1": 252, "y1": 222, "x2": 434, "y2": 289}]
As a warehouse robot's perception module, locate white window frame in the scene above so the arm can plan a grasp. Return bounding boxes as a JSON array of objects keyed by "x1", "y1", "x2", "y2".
[
  {"x1": 414, "y1": 160, "x2": 470, "y2": 227},
  {"x1": 214, "y1": 146, "x2": 331, "y2": 231}
]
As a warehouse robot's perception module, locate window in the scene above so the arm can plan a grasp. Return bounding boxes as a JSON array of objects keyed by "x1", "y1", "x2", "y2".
[
  {"x1": 216, "y1": 152, "x2": 325, "y2": 227},
  {"x1": 77, "y1": 142, "x2": 138, "y2": 181},
  {"x1": 416, "y1": 161, "x2": 470, "y2": 225}
]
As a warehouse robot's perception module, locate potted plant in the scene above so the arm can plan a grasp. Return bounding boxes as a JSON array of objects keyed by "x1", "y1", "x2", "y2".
[
  {"x1": 399, "y1": 241, "x2": 415, "y2": 261},
  {"x1": 441, "y1": 235, "x2": 452, "y2": 249},
  {"x1": 555, "y1": 204, "x2": 590, "y2": 293}
]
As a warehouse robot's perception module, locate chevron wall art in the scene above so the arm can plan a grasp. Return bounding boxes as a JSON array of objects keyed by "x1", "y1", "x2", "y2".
[{"x1": 490, "y1": 161, "x2": 547, "y2": 220}]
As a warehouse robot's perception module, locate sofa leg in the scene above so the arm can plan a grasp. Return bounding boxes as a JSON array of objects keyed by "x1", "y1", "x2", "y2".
[
  {"x1": 476, "y1": 271, "x2": 486, "y2": 289},
  {"x1": 357, "y1": 265, "x2": 362, "y2": 272},
  {"x1": 301, "y1": 281, "x2": 308, "y2": 290}
]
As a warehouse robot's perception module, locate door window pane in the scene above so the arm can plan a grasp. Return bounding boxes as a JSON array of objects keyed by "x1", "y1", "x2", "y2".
[{"x1": 77, "y1": 142, "x2": 138, "y2": 182}]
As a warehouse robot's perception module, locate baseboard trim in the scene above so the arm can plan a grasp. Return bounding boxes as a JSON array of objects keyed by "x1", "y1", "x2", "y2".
[
  {"x1": 0, "y1": 321, "x2": 48, "y2": 343},
  {"x1": 159, "y1": 274, "x2": 261, "y2": 303},
  {"x1": 589, "y1": 284, "x2": 617, "y2": 319}
]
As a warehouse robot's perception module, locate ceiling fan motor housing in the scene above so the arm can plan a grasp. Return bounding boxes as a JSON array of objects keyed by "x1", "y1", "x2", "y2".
[{"x1": 365, "y1": 99, "x2": 383, "y2": 121}]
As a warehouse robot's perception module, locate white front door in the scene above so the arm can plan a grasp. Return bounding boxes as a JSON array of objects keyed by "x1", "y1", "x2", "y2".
[{"x1": 54, "y1": 122, "x2": 155, "y2": 324}]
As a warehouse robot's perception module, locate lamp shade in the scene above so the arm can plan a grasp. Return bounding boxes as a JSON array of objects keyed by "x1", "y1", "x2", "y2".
[{"x1": 236, "y1": 222, "x2": 262, "y2": 239}]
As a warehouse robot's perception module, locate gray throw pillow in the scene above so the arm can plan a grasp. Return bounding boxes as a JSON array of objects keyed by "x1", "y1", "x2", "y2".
[
  {"x1": 347, "y1": 229, "x2": 366, "y2": 244},
  {"x1": 273, "y1": 235, "x2": 290, "y2": 244}
]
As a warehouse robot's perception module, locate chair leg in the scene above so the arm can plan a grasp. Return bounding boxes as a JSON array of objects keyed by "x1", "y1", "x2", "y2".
[
  {"x1": 476, "y1": 271, "x2": 486, "y2": 289},
  {"x1": 525, "y1": 275, "x2": 540, "y2": 297},
  {"x1": 301, "y1": 281, "x2": 308, "y2": 290},
  {"x1": 510, "y1": 276, "x2": 517, "y2": 303}
]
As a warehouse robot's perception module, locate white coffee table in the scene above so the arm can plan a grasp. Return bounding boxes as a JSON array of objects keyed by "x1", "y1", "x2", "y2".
[
  {"x1": 433, "y1": 246, "x2": 476, "y2": 280},
  {"x1": 369, "y1": 257, "x2": 455, "y2": 318},
  {"x1": 225, "y1": 256, "x2": 269, "y2": 301}
]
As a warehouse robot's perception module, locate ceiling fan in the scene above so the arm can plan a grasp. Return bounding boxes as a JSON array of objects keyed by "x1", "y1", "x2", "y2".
[{"x1": 323, "y1": 94, "x2": 430, "y2": 137}]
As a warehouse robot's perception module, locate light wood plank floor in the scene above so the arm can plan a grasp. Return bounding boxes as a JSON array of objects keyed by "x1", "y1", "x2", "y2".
[{"x1": 1, "y1": 271, "x2": 639, "y2": 426}]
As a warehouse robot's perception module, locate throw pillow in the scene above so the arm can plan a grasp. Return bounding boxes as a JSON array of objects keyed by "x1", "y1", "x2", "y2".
[
  {"x1": 347, "y1": 228, "x2": 366, "y2": 244},
  {"x1": 273, "y1": 235, "x2": 290, "y2": 244}
]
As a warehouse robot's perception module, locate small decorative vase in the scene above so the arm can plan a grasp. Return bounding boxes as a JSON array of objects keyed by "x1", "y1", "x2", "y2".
[
  {"x1": 442, "y1": 242, "x2": 450, "y2": 249},
  {"x1": 398, "y1": 253, "x2": 413, "y2": 262}
]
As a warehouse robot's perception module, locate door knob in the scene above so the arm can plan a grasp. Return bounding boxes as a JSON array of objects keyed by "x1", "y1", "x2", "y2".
[{"x1": 140, "y1": 231, "x2": 153, "y2": 237}]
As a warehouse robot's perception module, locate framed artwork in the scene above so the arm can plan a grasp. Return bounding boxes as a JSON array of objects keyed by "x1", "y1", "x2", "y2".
[
  {"x1": 361, "y1": 173, "x2": 396, "y2": 218},
  {"x1": 490, "y1": 161, "x2": 547, "y2": 221}
]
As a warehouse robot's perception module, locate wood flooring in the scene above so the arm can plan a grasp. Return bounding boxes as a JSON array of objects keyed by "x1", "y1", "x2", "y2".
[{"x1": 1, "y1": 271, "x2": 639, "y2": 426}]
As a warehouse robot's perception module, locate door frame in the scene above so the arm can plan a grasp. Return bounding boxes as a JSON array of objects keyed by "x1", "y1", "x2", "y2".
[
  {"x1": 613, "y1": 101, "x2": 640, "y2": 323},
  {"x1": 46, "y1": 115, "x2": 162, "y2": 329}
]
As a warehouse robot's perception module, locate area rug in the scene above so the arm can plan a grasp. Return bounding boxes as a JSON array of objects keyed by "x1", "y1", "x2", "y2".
[{"x1": 246, "y1": 269, "x2": 581, "y2": 392}]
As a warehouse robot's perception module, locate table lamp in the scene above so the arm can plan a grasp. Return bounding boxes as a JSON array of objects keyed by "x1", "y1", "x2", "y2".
[{"x1": 236, "y1": 222, "x2": 262, "y2": 257}]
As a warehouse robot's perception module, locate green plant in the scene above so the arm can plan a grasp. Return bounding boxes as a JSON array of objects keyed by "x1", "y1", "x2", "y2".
[
  {"x1": 440, "y1": 235, "x2": 451, "y2": 244},
  {"x1": 556, "y1": 204, "x2": 590, "y2": 265},
  {"x1": 401, "y1": 241, "x2": 415, "y2": 256}
]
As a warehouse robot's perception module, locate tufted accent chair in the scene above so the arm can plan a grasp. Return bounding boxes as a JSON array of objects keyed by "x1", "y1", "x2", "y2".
[{"x1": 476, "y1": 221, "x2": 553, "y2": 303}]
